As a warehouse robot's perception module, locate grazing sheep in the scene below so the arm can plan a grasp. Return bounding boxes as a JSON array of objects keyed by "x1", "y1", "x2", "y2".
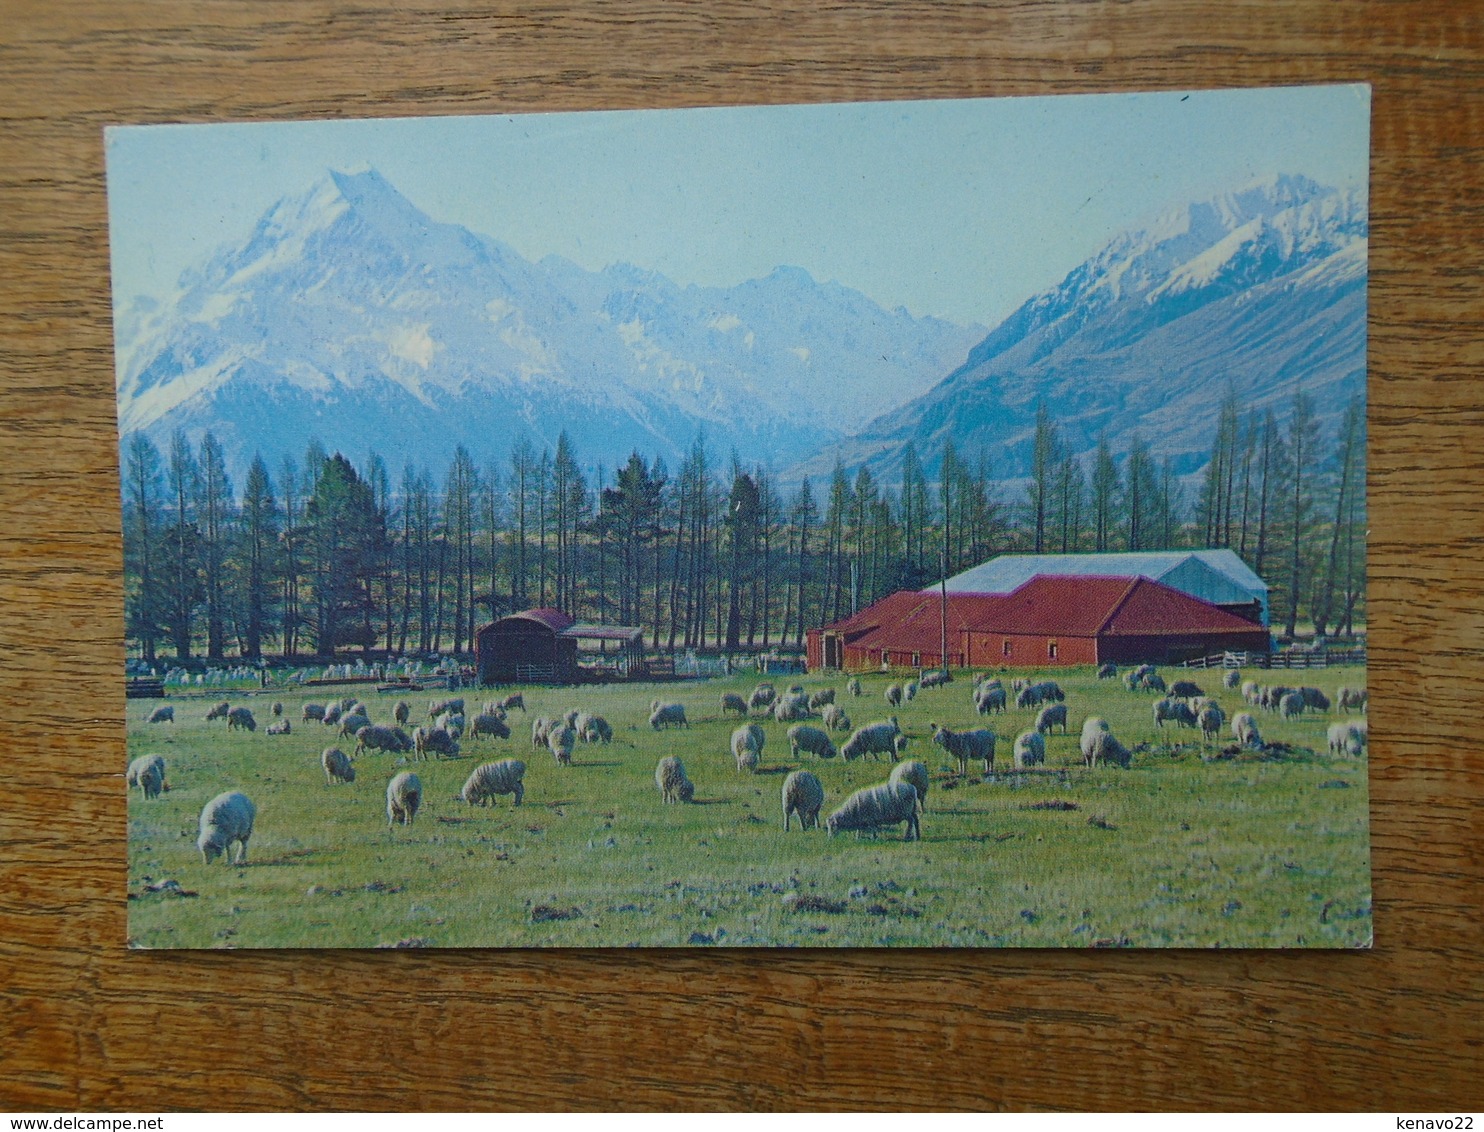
[
  {"x1": 393, "y1": 701, "x2": 411, "y2": 726},
  {"x1": 355, "y1": 724, "x2": 413, "y2": 757},
  {"x1": 205, "y1": 701, "x2": 231, "y2": 722},
  {"x1": 1197, "y1": 703, "x2": 1225, "y2": 742},
  {"x1": 322, "y1": 703, "x2": 343, "y2": 726},
  {"x1": 496, "y1": 693, "x2": 526, "y2": 713},
  {"x1": 436, "y1": 712, "x2": 465, "y2": 741},
  {"x1": 1169, "y1": 680, "x2": 1204, "y2": 700},
  {"x1": 720, "y1": 692, "x2": 749, "y2": 718},
  {"x1": 787, "y1": 684, "x2": 806, "y2": 696},
  {"x1": 226, "y1": 707, "x2": 257, "y2": 733},
  {"x1": 1153, "y1": 698, "x2": 1197, "y2": 730},
  {"x1": 772, "y1": 692, "x2": 814, "y2": 723},
  {"x1": 731, "y1": 724, "x2": 764, "y2": 772},
  {"x1": 266, "y1": 719, "x2": 291, "y2": 736},
  {"x1": 748, "y1": 684, "x2": 777, "y2": 712},
  {"x1": 1279, "y1": 692, "x2": 1306, "y2": 720},
  {"x1": 655, "y1": 756, "x2": 695, "y2": 804},
  {"x1": 462, "y1": 759, "x2": 526, "y2": 807},
  {"x1": 808, "y1": 687, "x2": 836, "y2": 709},
  {"x1": 649, "y1": 702, "x2": 689, "y2": 730},
  {"x1": 562, "y1": 710, "x2": 581, "y2": 729},
  {"x1": 840, "y1": 718, "x2": 902, "y2": 762},
  {"x1": 787, "y1": 724, "x2": 837, "y2": 761},
  {"x1": 1326, "y1": 721, "x2": 1359, "y2": 756},
  {"x1": 428, "y1": 698, "x2": 465, "y2": 720},
  {"x1": 1123, "y1": 670, "x2": 1142, "y2": 692},
  {"x1": 1241, "y1": 680, "x2": 1261, "y2": 705},
  {"x1": 929, "y1": 723, "x2": 996, "y2": 776},
  {"x1": 826, "y1": 782, "x2": 920, "y2": 841},
  {"x1": 1078, "y1": 719, "x2": 1130, "y2": 768},
  {"x1": 386, "y1": 771, "x2": 421, "y2": 827},
  {"x1": 531, "y1": 717, "x2": 554, "y2": 748},
  {"x1": 919, "y1": 669, "x2": 951, "y2": 689},
  {"x1": 888, "y1": 759, "x2": 930, "y2": 811},
  {"x1": 1262, "y1": 685, "x2": 1294, "y2": 712},
  {"x1": 1097, "y1": 664, "x2": 1118, "y2": 680},
  {"x1": 147, "y1": 705, "x2": 175, "y2": 724},
  {"x1": 903, "y1": 681, "x2": 919, "y2": 702},
  {"x1": 1223, "y1": 670, "x2": 1241, "y2": 690},
  {"x1": 1337, "y1": 686, "x2": 1368, "y2": 712},
  {"x1": 1016, "y1": 681, "x2": 1062, "y2": 709},
  {"x1": 470, "y1": 712, "x2": 511, "y2": 741},
  {"x1": 321, "y1": 747, "x2": 356, "y2": 785},
  {"x1": 1144, "y1": 673, "x2": 1167, "y2": 694},
  {"x1": 884, "y1": 683, "x2": 903, "y2": 708},
  {"x1": 127, "y1": 754, "x2": 167, "y2": 800},
  {"x1": 271, "y1": 701, "x2": 283, "y2": 717},
  {"x1": 846, "y1": 677, "x2": 862, "y2": 697},
  {"x1": 782, "y1": 770, "x2": 825, "y2": 830},
  {"x1": 1232, "y1": 712, "x2": 1263, "y2": 748},
  {"x1": 974, "y1": 685, "x2": 1007, "y2": 715},
  {"x1": 1351, "y1": 718, "x2": 1368, "y2": 746},
  {"x1": 821, "y1": 703, "x2": 851, "y2": 733},
  {"x1": 1012, "y1": 731, "x2": 1045, "y2": 769},
  {"x1": 548, "y1": 724, "x2": 576, "y2": 766},
  {"x1": 197, "y1": 791, "x2": 256, "y2": 864},
  {"x1": 302, "y1": 703, "x2": 327, "y2": 723},
  {"x1": 1300, "y1": 687, "x2": 1332, "y2": 711},
  {"x1": 412, "y1": 725, "x2": 459, "y2": 761},
  {"x1": 338, "y1": 712, "x2": 371, "y2": 739},
  {"x1": 578, "y1": 714, "x2": 613, "y2": 744},
  {"x1": 1035, "y1": 703, "x2": 1069, "y2": 735}
]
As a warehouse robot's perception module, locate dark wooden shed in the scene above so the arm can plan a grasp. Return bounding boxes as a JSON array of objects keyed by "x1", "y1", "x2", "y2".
[{"x1": 476, "y1": 608, "x2": 644, "y2": 685}]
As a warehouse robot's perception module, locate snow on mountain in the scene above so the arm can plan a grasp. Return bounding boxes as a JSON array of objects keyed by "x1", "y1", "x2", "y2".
[
  {"x1": 113, "y1": 168, "x2": 983, "y2": 481},
  {"x1": 787, "y1": 174, "x2": 1368, "y2": 485}
]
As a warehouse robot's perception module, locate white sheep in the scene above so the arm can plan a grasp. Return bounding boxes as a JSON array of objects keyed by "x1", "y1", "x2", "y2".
[
  {"x1": 884, "y1": 683, "x2": 903, "y2": 708},
  {"x1": 393, "y1": 701, "x2": 411, "y2": 726},
  {"x1": 903, "y1": 681, "x2": 919, "y2": 702},
  {"x1": 338, "y1": 712, "x2": 371, "y2": 739},
  {"x1": 1337, "y1": 686, "x2": 1368, "y2": 712},
  {"x1": 782, "y1": 770, "x2": 825, "y2": 830},
  {"x1": 748, "y1": 684, "x2": 777, "y2": 712},
  {"x1": 271, "y1": 701, "x2": 284, "y2": 717},
  {"x1": 731, "y1": 724, "x2": 764, "y2": 773},
  {"x1": 355, "y1": 724, "x2": 412, "y2": 757},
  {"x1": 470, "y1": 712, "x2": 511, "y2": 741},
  {"x1": 462, "y1": 759, "x2": 526, "y2": 807},
  {"x1": 204, "y1": 701, "x2": 231, "y2": 722},
  {"x1": 302, "y1": 703, "x2": 327, "y2": 723},
  {"x1": 1035, "y1": 703, "x2": 1069, "y2": 735},
  {"x1": 578, "y1": 714, "x2": 613, "y2": 744},
  {"x1": 1241, "y1": 680, "x2": 1261, "y2": 705},
  {"x1": 1012, "y1": 731, "x2": 1045, "y2": 769},
  {"x1": 428, "y1": 698, "x2": 465, "y2": 720},
  {"x1": 772, "y1": 692, "x2": 813, "y2": 723},
  {"x1": 548, "y1": 723, "x2": 576, "y2": 766},
  {"x1": 386, "y1": 771, "x2": 421, "y2": 827},
  {"x1": 826, "y1": 782, "x2": 920, "y2": 840},
  {"x1": 1153, "y1": 697, "x2": 1197, "y2": 729},
  {"x1": 1223, "y1": 670, "x2": 1241, "y2": 690},
  {"x1": 1279, "y1": 692, "x2": 1306, "y2": 720},
  {"x1": 720, "y1": 692, "x2": 749, "y2": 718},
  {"x1": 930, "y1": 723, "x2": 996, "y2": 776},
  {"x1": 147, "y1": 705, "x2": 174, "y2": 724},
  {"x1": 846, "y1": 677, "x2": 862, "y2": 697},
  {"x1": 840, "y1": 718, "x2": 902, "y2": 762},
  {"x1": 226, "y1": 706, "x2": 256, "y2": 733},
  {"x1": 127, "y1": 754, "x2": 167, "y2": 799},
  {"x1": 787, "y1": 723, "x2": 837, "y2": 761},
  {"x1": 655, "y1": 756, "x2": 695, "y2": 804},
  {"x1": 197, "y1": 791, "x2": 256, "y2": 864},
  {"x1": 888, "y1": 759, "x2": 930, "y2": 811},
  {"x1": 821, "y1": 703, "x2": 852, "y2": 733},
  {"x1": 974, "y1": 685, "x2": 1007, "y2": 715},
  {"x1": 412, "y1": 725, "x2": 459, "y2": 761},
  {"x1": 808, "y1": 687, "x2": 836, "y2": 709},
  {"x1": 321, "y1": 747, "x2": 356, "y2": 785},
  {"x1": 1197, "y1": 703, "x2": 1225, "y2": 742},
  {"x1": 496, "y1": 693, "x2": 526, "y2": 713},
  {"x1": 1327, "y1": 721, "x2": 1366, "y2": 757},
  {"x1": 531, "y1": 717, "x2": 553, "y2": 748},
  {"x1": 1231, "y1": 712, "x2": 1263, "y2": 748},
  {"x1": 919, "y1": 669, "x2": 951, "y2": 689},
  {"x1": 1079, "y1": 718, "x2": 1130, "y2": 768},
  {"x1": 266, "y1": 719, "x2": 291, "y2": 736},
  {"x1": 649, "y1": 702, "x2": 689, "y2": 730},
  {"x1": 321, "y1": 703, "x2": 343, "y2": 726}
]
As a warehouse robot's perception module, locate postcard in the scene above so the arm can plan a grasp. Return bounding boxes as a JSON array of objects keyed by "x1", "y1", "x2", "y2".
[{"x1": 111, "y1": 84, "x2": 1371, "y2": 948}]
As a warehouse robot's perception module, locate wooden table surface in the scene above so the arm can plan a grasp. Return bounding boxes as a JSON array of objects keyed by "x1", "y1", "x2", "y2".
[{"x1": 2, "y1": 0, "x2": 1480, "y2": 1112}]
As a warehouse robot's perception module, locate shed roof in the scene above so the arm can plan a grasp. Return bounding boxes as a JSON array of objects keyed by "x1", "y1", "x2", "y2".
[
  {"x1": 559, "y1": 623, "x2": 644, "y2": 642},
  {"x1": 931, "y1": 550, "x2": 1268, "y2": 599},
  {"x1": 487, "y1": 608, "x2": 575, "y2": 634}
]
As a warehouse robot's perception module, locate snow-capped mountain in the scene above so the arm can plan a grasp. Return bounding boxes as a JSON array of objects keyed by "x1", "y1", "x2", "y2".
[
  {"x1": 114, "y1": 168, "x2": 984, "y2": 480},
  {"x1": 788, "y1": 173, "x2": 1368, "y2": 484}
]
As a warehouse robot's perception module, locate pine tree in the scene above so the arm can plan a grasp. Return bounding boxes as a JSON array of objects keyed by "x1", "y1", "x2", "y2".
[
  {"x1": 238, "y1": 454, "x2": 279, "y2": 659},
  {"x1": 123, "y1": 434, "x2": 164, "y2": 662}
]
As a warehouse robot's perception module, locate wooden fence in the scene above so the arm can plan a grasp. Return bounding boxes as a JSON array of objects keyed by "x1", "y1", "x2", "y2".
[{"x1": 1182, "y1": 648, "x2": 1366, "y2": 670}]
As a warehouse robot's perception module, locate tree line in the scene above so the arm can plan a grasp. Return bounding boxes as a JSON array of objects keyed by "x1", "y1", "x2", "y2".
[{"x1": 122, "y1": 387, "x2": 1366, "y2": 663}]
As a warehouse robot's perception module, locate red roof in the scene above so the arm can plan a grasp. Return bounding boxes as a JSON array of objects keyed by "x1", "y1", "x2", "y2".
[
  {"x1": 820, "y1": 575, "x2": 1269, "y2": 645},
  {"x1": 495, "y1": 608, "x2": 575, "y2": 634}
]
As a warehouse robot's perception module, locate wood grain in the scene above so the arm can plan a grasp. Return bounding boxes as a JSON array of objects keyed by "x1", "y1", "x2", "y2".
[{"x1": 2, "y1": 0, "x2": 1481, "y2": 1112}]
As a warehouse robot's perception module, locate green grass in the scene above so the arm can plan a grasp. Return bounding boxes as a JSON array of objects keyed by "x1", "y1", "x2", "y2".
[{"x1": 125, "y1": 666, "x2": 1372, "y2": 948}]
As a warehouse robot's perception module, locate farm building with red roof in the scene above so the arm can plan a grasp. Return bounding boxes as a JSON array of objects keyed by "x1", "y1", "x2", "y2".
[{"x1": 807, "y1": 574, "x2": 1272, "y2": 671}]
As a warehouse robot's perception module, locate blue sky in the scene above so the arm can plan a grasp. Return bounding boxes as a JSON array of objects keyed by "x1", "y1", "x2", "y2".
[{"x1": 106, "y1": 83, "x2": 1370, "y2": 328}]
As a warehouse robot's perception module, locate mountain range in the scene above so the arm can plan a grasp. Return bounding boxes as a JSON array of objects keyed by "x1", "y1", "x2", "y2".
[{"x1": 113, "y1": 168, "x2": 1366, "y2": 491}]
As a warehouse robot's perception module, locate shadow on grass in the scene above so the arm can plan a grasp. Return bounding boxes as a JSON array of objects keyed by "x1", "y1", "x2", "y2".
[
  {"x1": 568, "y1": 760, "x2": 623, "y2": 769},
  {"x1": 687, "y1": 797, "x2": 734, "y2": 807}
]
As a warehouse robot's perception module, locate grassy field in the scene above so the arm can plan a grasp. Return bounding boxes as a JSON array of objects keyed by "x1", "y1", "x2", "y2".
[{"x1": 125, "y1": 665, "x2": 1372, "y2": 948}]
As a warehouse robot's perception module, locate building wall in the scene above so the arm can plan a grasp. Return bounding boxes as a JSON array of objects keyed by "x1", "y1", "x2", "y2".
[
  {"x1": 1096, "y1": 630, "x2": 1271, "y2": 667},
  {"x1": 964, "y1": 632, "x2": 1098, "y2": 668},
  {"x1": 477, "y1": 628, "x2": 577, "y2": 684}
]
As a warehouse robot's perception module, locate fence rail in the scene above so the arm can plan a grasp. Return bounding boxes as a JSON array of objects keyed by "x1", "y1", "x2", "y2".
[{"x1": 1182, "y1": 648, "x2": 1366, "y2": 670}]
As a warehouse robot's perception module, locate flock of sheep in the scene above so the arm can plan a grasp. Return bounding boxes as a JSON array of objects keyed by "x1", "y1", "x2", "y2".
[{"x1": 131, "y1": 660, "x2": 1367, "y2": 869}]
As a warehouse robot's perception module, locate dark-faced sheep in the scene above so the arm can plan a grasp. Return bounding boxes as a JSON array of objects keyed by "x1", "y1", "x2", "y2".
[
  {"x1": 1337, "y1": 686, "x2": 1367, "y2": 712},
  {"x1": 386, "y1": 771, "x2": 421, "y2": 827},
  {"x1": 1035, "y1": 703, "x2": 1068, "y2": 735},
  {"x1": 271, "y1": 701, "x2": 283, "y2": 717},
  {"x1": 127, "y1": 754, "x2": 167, "y2": 799},
  {"x1": 787, "y1": 723, "x2": 837, "y2": 761},
  {"x1": 1097, "y1": 664, "x2": 1118, "y2": 680},
  {"x1": 147, "y1": 705, "x2": 174, "y2": 724},
  {"x1": 930, "y1": 723, "x2": 996, "y2": 776},
  {"x1": 1223, "y1": 670, "x2": 1242, "y2": 690},
  {"x1": 826, "y1": 782, "x2": 920, "y2": 840},
  {"x1": 462, "y1": 759, "x2": 526, "y2": 807},
  {"x1": 197, "y1": 791, "x2": 255, "y2": 864},
  {"x1": 720, "y1": 692, "x2": 748, "y2": 718},
  {"x1": 1299, "y1": 687, "x2": 1331, "y2": 711},
  {"x1": 1169, "y1": 680, "x2": 1204, "y2": 700},
  {"x1": 919, "y1": 669, "x2": 951, "y2": 689},
  {"x1": 226, "y1": 707, "x2": 256, "y2": 732},
  {"x1": 205, "y1": 701, "x2": 231, "y2": 722},
  {"x1": 321, "y1": 747, "x2": 356, "y2": 784},
  {"x1": 655, "y1": 756, "x2": 694, "y2": 804},
  {"x1": 782, "y1": 770, "x2": 825, "y2": 830},
  {"x1": 428, "y1": 698, "x2": 465, "y2": 720},
  {"x1": 888, "y1": 759, "x2": 930, "y2": 811}
]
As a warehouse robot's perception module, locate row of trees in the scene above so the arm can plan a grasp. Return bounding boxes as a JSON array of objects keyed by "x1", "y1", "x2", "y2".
[{"x1": 122, "y1": 390, "x2": 1366, "y2": 662}]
